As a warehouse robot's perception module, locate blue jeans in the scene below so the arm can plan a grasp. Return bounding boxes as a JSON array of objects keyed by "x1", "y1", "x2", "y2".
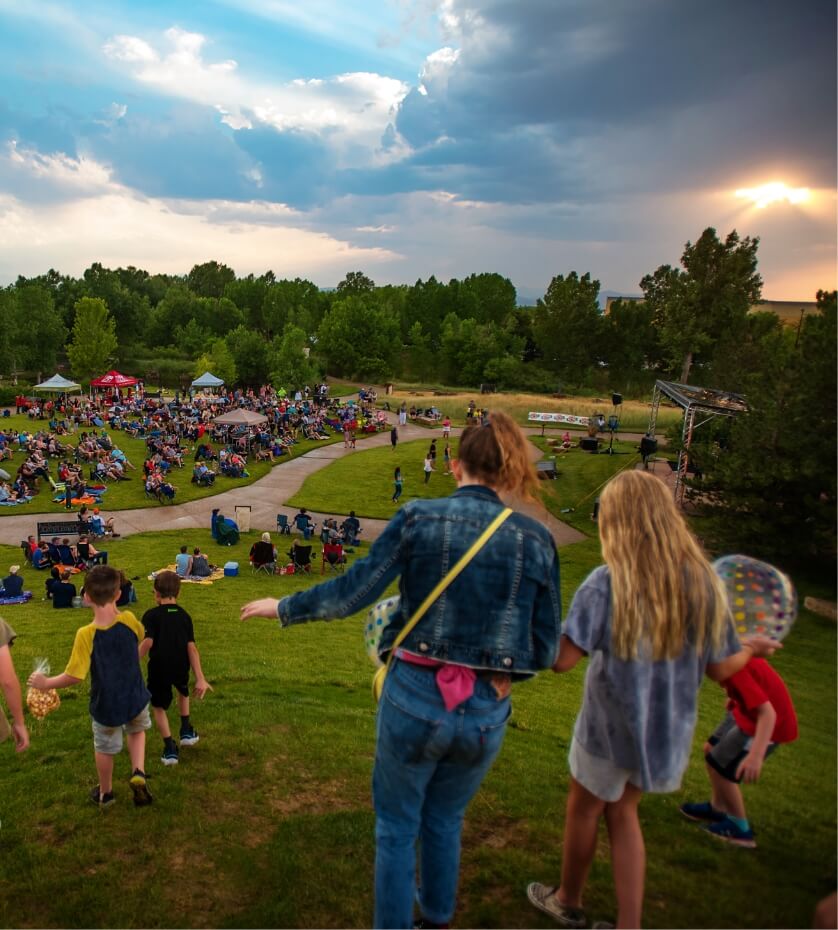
[{"x1": 372, "y1": 660, "x2": 511, "y2": 929}]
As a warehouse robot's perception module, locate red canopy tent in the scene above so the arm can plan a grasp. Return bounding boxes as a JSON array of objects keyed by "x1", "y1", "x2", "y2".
[{"x1": 90, "y1": 370, "x2": 140, "y2": 388}]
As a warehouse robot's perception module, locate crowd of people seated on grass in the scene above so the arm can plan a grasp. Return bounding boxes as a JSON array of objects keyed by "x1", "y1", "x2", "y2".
[{"x1": 0, "y1": 381, "x2": 389, "y2": 506}]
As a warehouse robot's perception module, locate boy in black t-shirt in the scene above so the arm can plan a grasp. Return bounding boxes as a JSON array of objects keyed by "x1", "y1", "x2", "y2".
[{"x1": 139, "y1": 571, "x2": 211, "y2": 766}]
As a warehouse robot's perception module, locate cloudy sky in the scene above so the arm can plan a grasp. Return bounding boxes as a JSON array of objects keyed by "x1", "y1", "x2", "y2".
[{"x1": 0, "y1": 0, "x2": 834, "y2": 300}]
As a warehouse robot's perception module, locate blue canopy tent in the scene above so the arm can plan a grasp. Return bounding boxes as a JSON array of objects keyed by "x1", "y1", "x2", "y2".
[{"x1": 192, "y1": 371, "x2": 225, "y2": 391}]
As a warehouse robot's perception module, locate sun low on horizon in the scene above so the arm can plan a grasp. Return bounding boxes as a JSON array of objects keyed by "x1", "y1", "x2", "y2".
[{"x1": 735, "y1": 181, "x2": 812, "y2": 209}]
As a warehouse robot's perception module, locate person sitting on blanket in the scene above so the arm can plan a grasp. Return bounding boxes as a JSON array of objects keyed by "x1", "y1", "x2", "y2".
[
  {"x1": 57, "y1": 539, "x2": 80, "y2": 567},
  {"x1": 0, "y1": 565, "x2": 24, "y2": 598},
  {"x1": 45, "y1": 567, "x2": 61, "y2": 600},
  {"x1": 0, "y1": 481, "x2": 19, "y2": 502},
  {"x1": 51, "y1": 570, "x2": 76, "y2": 609},
  {"x1": 32, "y1": 543, "x2": 51, "y2": 570},
  {"x1": 191, "y1": 548, "x2": 213, "y2": 578}
]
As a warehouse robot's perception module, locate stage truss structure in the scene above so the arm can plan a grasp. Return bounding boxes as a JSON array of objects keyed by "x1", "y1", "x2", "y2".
[{"x1": 648, "y1": 380, "x2": 748, "y2": 505}]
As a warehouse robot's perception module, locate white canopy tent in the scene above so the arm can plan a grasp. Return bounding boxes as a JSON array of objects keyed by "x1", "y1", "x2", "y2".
[{"x1": 34, "y1": 373, "x2": 82, "y2": 393}]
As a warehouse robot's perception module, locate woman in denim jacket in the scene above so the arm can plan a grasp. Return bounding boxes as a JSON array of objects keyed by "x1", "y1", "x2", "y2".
[{"x1": 242, "y1": 412, "x2": 562, "y2": 929}]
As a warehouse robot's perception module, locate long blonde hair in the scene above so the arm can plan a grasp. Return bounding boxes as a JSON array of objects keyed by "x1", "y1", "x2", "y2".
[{"x1": 599, "y1": 470, "x2": 730, "y2": 661}]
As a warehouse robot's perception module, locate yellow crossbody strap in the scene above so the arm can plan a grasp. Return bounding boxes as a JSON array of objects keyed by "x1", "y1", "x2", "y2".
[{"x1": 383, "y1": 507, "x2": 513, "y2": 673}]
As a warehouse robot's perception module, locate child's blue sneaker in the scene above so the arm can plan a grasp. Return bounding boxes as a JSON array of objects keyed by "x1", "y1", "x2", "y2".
[
  {"x1": 705, "y1": 816, "x2": 756, "y2": 849},
  {"x1": 180, "y1": 727, "x2": 200, "y2": 747},
  {"x1": 679, "y1": 801, "x2": 725, "y2": 823},
  {"x1": 161, "y1": 743, "x2": 179, "y2": 766}
]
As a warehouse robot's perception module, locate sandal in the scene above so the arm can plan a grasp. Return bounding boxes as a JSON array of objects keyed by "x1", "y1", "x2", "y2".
[{"x1": 526, "y1": 883, "x2": 587, "y2": 928}]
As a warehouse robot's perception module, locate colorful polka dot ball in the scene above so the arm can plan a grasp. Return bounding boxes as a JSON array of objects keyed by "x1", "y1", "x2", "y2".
[
  {"x1": 713, "y1": 555, "x2": 797, "y2": 642},
  {"x1": 364, "y1": 596, "x2": 402, "y2": 665}
]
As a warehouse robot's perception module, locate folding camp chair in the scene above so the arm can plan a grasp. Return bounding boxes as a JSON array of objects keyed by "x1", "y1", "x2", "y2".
[
  {"x1": 276, "y1": 514, "x2": 291, "y2": 535},
  {"x1": 289, "y1": 543, "x2": 313, "y2": 573},
  {"x1": 250, "y1": 541, "x2": 276, "y2": 575},
  {"x1": 321, "y1": 543, "x2": 345, "y2": 574}
]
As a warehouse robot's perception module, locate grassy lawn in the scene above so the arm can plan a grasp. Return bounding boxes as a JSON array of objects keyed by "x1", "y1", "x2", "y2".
[
  {"x1": 0, "y1": 414, "x2": 358, "y2": 515},
  {"x1": 0, "y1": 524, "x2": 833, "y2": 928},
  {"x1": 287, "y1": 435, "x2": 641, "y2": 535},
  {"x1": 531, "y1": 437, "x2": 642, "y2": 534},
  {"x1": 385, "y1": 387, "x2": 683, "y2": 433},
  {"x1": 287, "y1": 439, "x2": 458, "y2": 519}
]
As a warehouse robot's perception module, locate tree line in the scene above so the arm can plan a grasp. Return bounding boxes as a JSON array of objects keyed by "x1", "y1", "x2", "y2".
[
  {"x1": 1, "y1": 226, "x2": 829, "y2": 401},
  {"x1": 0, "y1": 225, "x2": 833, "y2": 567}
]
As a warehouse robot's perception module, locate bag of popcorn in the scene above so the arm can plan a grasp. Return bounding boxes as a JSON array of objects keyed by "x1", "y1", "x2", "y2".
[{"x1": 26, "y1": 657, "x2": 61, "y2": 719}]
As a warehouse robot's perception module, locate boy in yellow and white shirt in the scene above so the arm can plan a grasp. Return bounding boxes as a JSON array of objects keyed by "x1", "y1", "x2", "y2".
[{"x1": 28, "y1": 565, "x2": 152, "y2": 808}]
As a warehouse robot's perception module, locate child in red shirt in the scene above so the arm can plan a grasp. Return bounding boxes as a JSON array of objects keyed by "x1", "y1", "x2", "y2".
[{"x1": 681, "y1": 657, "x2": 798, "y2": 847}]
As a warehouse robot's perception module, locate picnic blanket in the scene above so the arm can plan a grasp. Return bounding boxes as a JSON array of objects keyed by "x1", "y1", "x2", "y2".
[
  {"x1": 52, "y1": 495, "x2": 101, "y2": 506},
  {"x1": 148, "y1": 564, "x2": 225, "y2": 586},
  {"x1": 0, "y1": 592, "x2": 33, "y2": 605},
  {"x1": 0, "y1": 496, "x2": 33, "y2": 507}
]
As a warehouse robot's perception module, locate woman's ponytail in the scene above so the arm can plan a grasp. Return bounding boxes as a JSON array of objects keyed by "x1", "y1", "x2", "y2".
[{"x1": 457, "y1": 411, "x2": 537, "y2": 500}]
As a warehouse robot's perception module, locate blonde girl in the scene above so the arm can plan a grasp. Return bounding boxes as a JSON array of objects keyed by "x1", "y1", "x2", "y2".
[{"x1": 528, "y1": 470, "x2": 779, "y2": 929}]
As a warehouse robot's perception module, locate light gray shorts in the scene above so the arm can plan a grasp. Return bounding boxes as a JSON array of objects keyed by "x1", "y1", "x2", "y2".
[{"x1": 91, "y1": 705, "x2": 151, "y2": 755}]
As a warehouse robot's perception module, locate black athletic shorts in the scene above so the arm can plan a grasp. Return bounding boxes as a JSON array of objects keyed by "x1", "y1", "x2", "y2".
[{"x1": 147, "y1": 672, "x2": 189, "y2": 710}]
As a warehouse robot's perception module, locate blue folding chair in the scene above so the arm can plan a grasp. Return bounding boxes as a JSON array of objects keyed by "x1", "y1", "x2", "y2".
[{"x1": 276, "y1": 514, "x2": 291, "y2": 535}]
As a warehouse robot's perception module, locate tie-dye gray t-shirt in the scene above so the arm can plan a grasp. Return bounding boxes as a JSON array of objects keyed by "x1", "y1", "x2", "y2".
[{"x1": 564, "y1": 565, "x2": 740, "y2": 792}]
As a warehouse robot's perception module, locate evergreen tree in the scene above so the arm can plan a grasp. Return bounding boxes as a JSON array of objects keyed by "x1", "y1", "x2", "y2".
[{"x1": 689, "y1": 290, "x2": 836, "y2": 568}]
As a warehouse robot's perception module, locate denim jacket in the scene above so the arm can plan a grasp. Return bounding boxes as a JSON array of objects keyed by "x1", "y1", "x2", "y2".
[{"x1": 278, "y1": 485, "x2": 561, "y2": 678}]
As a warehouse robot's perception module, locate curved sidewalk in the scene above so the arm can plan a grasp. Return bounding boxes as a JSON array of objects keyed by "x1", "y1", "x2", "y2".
[{"x1": 0, "y1": 420, "x2": 585, "y2": 549}]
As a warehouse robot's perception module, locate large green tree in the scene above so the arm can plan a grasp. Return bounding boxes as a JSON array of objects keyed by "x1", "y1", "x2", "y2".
[
  {"x1": 316, "y1": 295, "x2": 399, "y2": 380},
  {"x1": 270, "y1": 325, "x2": 319, "y2": 390},
  {"x1": 187, "y1": 261, "x2": 236, "y2": 298},
  {"x1": 194, "y1": 340, "x2": 237, "y2": 387},
  {"x1": 67, "y1": 297, "x2": 118, "y2": 383},
  {"x1": 13, "y1": 284, "x2": 67, "y2": 375},
  {"x1": 602, "y1": 298, "x2": 659, "y2": 390},
  {"x1": 642, "y1": 228, "x2": 762, "y2": 384},
  {"x1": 225, "y1": 325, "x2": 271, "y2": 386},
  {"x1": 533, "y1": 272, "x2": 602, "y2": 387},
  {"x1": 336, "y1": 270, "x2": 376, "y2": 296},
  {"x1": 689, "y1": 289, "x2": 836, "y2": 567}
]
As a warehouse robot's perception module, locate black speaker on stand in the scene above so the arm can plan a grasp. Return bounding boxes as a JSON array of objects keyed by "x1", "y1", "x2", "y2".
[{"x1": 607, "y1": 393, "x2": 623, "y2": 455}]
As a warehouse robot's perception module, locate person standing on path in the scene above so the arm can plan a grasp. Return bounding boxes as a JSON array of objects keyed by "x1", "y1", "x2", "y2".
[
  {"x1": 392, "y1": 467, "x2": 403, "y2": 503},
  {"x1": 399, "y1": 403, "x2": 407, "y2": 426},
  {"x1": 390, "y1": 426, "x2": 398, "y2": 452}
]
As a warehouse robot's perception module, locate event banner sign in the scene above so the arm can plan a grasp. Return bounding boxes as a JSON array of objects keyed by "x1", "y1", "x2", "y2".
[{"x1": 528, "y1": 412, "x2": 590, "y2": 426}]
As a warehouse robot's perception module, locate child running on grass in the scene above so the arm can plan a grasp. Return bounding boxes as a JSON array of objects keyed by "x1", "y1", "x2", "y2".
[
  {"x1": 27, "y1": 565, "x2": 153, "y2": 808},
  {"x1": 139, "y1": 571, "x2": 211, "y2": 766},
  {"x1": 527, "y1": 470, "x2": 780, "y2": 929},
  {"x1": 680, "y1": 653, "x2": 797, "y2": 848}
]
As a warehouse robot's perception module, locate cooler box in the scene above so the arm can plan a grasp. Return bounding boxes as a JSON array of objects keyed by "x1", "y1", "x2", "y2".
[{"x1": 224, "y1": 562, "x2": 239, "y2": 577}]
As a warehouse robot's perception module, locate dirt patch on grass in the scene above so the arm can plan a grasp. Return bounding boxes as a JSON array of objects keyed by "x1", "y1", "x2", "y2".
[
  {"x1": 462, "y1": 814, "x2": 532, "y2": 850},
  {"x1": 268, "y1": 777, "x2": 367, "y2": 816}
]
